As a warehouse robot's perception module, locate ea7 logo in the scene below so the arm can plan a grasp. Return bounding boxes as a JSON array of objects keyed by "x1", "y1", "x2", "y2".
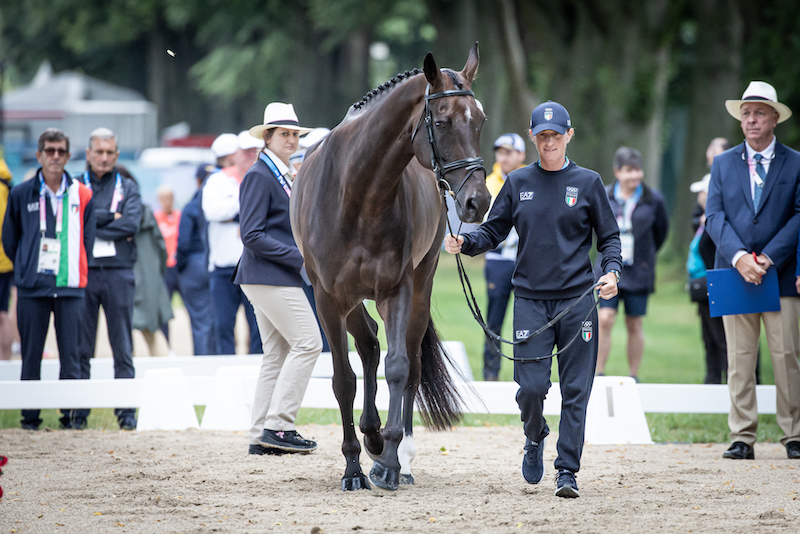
[
  {"x1": 27, "y1": 202, "x2": 39, "y2": 213},
  {"x1": 515, "y1": 330, "x2": 530, "y2": 340},
  {"x1": 519, "y1": 191, "x2": 534, "y2": 201}
]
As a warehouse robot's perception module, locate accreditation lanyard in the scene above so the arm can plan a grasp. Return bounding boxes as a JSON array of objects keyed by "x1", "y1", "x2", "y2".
[
  {"x1": 83, "y1": 171, "x2": 124, "y2": 212},
  {"x1": 259, "y1": 152, "x2": 293, "y2": 198},
  {"x1": 39, "y1": 173, "x2": 66, "y2": 236}
]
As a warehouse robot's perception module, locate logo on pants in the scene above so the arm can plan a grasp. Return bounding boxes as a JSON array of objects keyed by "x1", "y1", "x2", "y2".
[{"x1": 581, "y1": 321, "x2": 593, "y2": 342}]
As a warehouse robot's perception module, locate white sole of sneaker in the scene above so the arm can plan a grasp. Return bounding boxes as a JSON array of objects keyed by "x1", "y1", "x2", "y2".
[{"x1": 555, "y1": 485, "x2": 580, "y2": 498}]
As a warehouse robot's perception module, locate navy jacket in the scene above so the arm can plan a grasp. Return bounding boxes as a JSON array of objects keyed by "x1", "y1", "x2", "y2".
[
  {"x1": 84, "y1": 168, "x2": 142, "y2": 268},
  {"x1": 2, "y1": 171, "x2": 95, "y2": 298},
  {"x1": 596, "y1": 182, "x2": 669, "y2": 294},
  {"x1": 233, "y1": 156, "x2": 304, "y2": 287},
  {"x1": 175, "y1": 188, "x2": 208, "y2": 272},
  {"x1": 461, "y1": 161, "x2": 622, "y2": 300},
  {"x1": 706, "y1": 140, "x2": 800, "y2": 297}
]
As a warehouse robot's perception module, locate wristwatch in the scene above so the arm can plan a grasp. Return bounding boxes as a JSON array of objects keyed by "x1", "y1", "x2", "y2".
[{"x1": 609, "y1": 270, "x2": 620, "y2": 283}]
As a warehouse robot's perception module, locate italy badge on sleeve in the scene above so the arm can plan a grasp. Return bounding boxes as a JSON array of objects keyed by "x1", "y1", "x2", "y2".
[
  {"x1": 581, "y1": 321, "x2": 593, "y2": 342},
  {"x1": 565, "y1": 186, "x2": 578, "y2": 207}
]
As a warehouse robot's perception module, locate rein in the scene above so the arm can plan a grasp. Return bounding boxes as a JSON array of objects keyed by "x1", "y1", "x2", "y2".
[{"x1": 414, "y1": 83, "x2": 605, "y2": 363}]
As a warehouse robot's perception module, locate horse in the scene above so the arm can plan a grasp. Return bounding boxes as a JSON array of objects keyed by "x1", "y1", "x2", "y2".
[{"x1": 291, "y1": 43, "x2": 490, "y2": 491}]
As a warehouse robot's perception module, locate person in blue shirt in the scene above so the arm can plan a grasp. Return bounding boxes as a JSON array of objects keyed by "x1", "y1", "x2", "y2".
[{"x1": 445, "y1": 101, "x2": 621, "y2": 498}]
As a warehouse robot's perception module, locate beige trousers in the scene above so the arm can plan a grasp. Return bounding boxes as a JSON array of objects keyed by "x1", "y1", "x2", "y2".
[
  {"x1": 722, "y1": 297, "x2": 800, "y2": 446},
  {"x1": 241, "y1": 284, "x2": 322, "y2": 445}
]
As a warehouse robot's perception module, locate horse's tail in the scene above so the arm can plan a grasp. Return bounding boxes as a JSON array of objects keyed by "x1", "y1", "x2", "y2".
[{"x1": 417, "y1": 318, "x2": 464, "y2": 431}]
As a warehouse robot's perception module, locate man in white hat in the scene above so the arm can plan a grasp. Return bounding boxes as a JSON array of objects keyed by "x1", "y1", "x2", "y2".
[
  {"x1": 705, "y1": 81, "x2": 800, "y2": 461},
  {"x1": 201, "y1": 132, "x2": 265, "y2": 356}
]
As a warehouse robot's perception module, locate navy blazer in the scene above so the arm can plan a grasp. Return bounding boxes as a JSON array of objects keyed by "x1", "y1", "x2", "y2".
[
  {"x1": 233, "y1": 156, "x2": 304, "y2": 287},
  {"x1": 705, "y1": 140, "x2": 800, "y2": 297}
]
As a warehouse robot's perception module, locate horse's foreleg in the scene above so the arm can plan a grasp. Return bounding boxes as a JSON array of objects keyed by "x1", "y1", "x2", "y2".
[
  {"x1": 316, "y1": 294, "x2": 369, "y2": 491},
  {"x1": 346, "y1": 304, "x2": 383, "y2": 459},
  {"x1": 369, "y1": 277, "x2": 413, "y2": 491}
]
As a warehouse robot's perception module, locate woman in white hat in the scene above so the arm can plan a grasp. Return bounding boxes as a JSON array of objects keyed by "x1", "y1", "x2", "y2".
[{"x1": 235, "y1": 102, "x2": 322, "y2": 455}]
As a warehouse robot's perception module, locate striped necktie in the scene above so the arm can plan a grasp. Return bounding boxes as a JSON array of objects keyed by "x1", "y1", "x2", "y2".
[{"x1": 753, "y1": 153, "x2": 766, "y2": 210}]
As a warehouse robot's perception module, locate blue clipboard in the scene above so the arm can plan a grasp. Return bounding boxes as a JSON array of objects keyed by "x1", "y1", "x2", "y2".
[{"x1": 707, "y1": 267, "x2": 781, "y2": 317}]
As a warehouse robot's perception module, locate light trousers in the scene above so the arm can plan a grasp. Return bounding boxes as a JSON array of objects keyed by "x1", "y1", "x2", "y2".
[
  {"x1": 241, "y1": 284, "x2": 322, "y2": 445},
  {"x1": 723, "y1": 297, "x2": 800, "y2": 446}
]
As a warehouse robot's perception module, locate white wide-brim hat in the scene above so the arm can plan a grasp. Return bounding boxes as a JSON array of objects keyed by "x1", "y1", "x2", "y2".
[
  {"x1": 725, "y1": 81, "x2": 792, "y2": 123},
  {"x1": 249, "y1": 102, "x2": 313, "y2": 139}
]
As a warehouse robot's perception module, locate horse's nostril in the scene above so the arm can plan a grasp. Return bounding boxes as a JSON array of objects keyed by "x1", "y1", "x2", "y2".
[{"x1": 465, "y1": 198, "x2": 477, "y2": 213}]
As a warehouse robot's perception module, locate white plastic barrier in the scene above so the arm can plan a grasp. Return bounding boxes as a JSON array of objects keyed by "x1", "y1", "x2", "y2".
[
  {"x1": 136, "y1": 369, "x2": 199, "y2": 431},
  {"x1": 199, "y1": 366, "x2": 259, "y2": 431},
  {"x1": 585, "y1": 377, "x2": 653, "y2": 445}
]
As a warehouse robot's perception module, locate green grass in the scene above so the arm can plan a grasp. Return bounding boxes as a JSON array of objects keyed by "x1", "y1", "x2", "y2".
[{"x1": 0, "y1": 253, "x2": 783, "y2": 442}]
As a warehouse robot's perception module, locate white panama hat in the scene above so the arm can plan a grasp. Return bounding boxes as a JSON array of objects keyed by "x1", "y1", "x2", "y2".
[
  {"x1": 210, "y1": 133, "x2": 238, "y2": 158},
  {"x1": 237, "y1": 130, "x2": 264, "y2": 150},
  {"x1": 725, "y1": 81, "x2": 792, "y2": 123},
  {"x1": 249, "y1": 102, "x2": 313, "y2": 139}
]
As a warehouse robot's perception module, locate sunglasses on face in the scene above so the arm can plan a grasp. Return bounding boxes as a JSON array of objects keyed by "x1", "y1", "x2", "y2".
[{"x1": 42, "y1": 147, "x2": 68, "y2": 156}]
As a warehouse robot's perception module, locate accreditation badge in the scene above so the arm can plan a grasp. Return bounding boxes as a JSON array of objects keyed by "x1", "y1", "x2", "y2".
[
  {"x1": 37, "y1": 237, "x2": 61, "y2": 275},
  {"x1": 92, "y1": 239, "x2": 117, "y2": 258},
  {"x1": 620, "y1": 232, "x2": 634, "y2": 266}
]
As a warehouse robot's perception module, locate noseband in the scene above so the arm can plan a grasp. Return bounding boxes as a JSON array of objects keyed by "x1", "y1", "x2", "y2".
[{"x1": 411, "y1": 85, "x2": 485, "y2": 202}]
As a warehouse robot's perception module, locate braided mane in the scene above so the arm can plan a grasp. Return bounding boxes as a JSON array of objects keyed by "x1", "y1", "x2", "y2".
[{"x1": 351, "y1": 68, "x2": 423, "y2": 111}]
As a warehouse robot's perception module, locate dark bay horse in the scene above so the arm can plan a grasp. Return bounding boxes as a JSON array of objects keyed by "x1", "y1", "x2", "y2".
[{"x1": 291, "y1": 43, "x2": 490, "y2": 491}]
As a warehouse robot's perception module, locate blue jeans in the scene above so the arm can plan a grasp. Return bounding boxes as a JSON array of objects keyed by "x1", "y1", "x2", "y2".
[
  {"x1": 178, "y1": 254, "x2": 215, "y2": 355},
  {"x1": 209, "y1": 267, "x2": 261, "y2": 355}
]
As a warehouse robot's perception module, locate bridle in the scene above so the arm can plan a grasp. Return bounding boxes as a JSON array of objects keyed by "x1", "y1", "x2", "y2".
[{"x1": 411, "y1": 84, "x2": 485, "y2": 203}]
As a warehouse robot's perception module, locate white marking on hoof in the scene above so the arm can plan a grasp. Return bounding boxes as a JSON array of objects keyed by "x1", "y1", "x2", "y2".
[{"x1": 398, "y1": 432, "x2": 416, "y2": 476}]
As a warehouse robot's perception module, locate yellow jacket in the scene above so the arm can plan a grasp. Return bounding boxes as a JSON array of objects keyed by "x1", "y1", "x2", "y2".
[
  {"x1": 486, "y1": 161, "x2": 526, "y2": 209},
  {"x1": 0, "y1": 158, "x2": 13, "y2": 273}
]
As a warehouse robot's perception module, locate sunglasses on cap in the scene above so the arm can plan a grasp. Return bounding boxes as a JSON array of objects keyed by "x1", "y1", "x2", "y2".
[{"x1": 42, "y1": 147, "x2": 69, "y2": 156}]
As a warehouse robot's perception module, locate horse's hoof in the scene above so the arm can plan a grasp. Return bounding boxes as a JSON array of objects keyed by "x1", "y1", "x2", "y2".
[
  {"x1": 399, "y1": 473, "x2": 415, "y2": 485},
  {"x1": 341, "y1": 472, "x2": 371, "y2": 491},
  {"x1": 369, "y1": 462, "x2": 399, "y2": 491},
  {"x1": 363, "y1": 434, "x2": 384, "y2": 460}
]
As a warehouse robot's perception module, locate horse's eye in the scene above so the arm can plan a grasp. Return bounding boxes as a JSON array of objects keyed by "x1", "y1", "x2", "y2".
[{"x1": 434, "y1": 120, "x2": 447, "y2": 129}]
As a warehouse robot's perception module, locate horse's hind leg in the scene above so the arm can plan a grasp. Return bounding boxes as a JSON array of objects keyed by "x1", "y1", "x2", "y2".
[
  {"x1": 346, "y1": 304, "x2": 383, "y2": 458},
  {"x1": 316, "y1": 293, "x2": 370, "y2": 491}
]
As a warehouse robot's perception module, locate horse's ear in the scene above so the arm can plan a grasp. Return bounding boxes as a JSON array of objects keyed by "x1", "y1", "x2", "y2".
[
  {"x1": 461, "y1": 42, "x2": 480, "y2": 86},
  {"x1": 423, "y1": 52, "x2": 442, "y2": 89}
]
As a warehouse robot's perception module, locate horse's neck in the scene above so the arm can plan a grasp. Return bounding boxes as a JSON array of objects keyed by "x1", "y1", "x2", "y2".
[{"x1": 343, "y1": 77, "x2": 426, "y2": 211}]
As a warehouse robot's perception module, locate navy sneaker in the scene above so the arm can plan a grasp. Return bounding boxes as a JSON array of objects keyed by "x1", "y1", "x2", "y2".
[
  {"x1": 260, "y1": 429, "x2": 317, "y2": 453},
  {"x1": 521, "y1": 437, "x2": 547, "y2": 484},
  {"x1": 554, "y1": 469, "x2": 579, "y2": 498},
  {"x1": 248, "y1": 444, "x2": 288, "y2": 456},
  {"x1": 119, "y1": 417, "x2": 137, "y2": 431}
]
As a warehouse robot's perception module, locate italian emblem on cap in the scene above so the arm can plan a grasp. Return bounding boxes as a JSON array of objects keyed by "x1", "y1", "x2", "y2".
[
  {"x1": 565, "y1": 186, "x2": 578, "y2": 207},
  {"x1": 581, "y1": 321, "x2": 593, "y2": 342},
  {"x1": 544, "y1": 107, "x2": 554, "y2": 121}
]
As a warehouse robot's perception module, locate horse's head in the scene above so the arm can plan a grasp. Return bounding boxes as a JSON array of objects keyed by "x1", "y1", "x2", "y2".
[{"x1": 412, "y1": 42, "x2": 491, "y2": 224}]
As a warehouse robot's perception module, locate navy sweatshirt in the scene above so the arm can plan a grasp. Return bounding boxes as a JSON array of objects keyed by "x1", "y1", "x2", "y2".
[
  {"x1": 85, "y1": 168, "x2": 142, "y2": 268},
  {"x1": 461, "y1": 161, "x2": 623, "y2": 300},
  {"x1": 175, "y1": 188, "x2": 208, "y2": 272}
]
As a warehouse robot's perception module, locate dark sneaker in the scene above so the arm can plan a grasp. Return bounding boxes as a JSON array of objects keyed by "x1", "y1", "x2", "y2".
[
  {"x1": 786, "y1": 441, "x2": 800, "y2": 459},
  {"x1": 248, "y1": 444, "x2": 288, "y2": 456},
  {"x1": 555, "y1": 469, "x2": 580, "y2": 498},
  {"x1": 521, "y1": 437, "x2": 547, "y2": 484},
  {"x1": 260, "y1": 429, "x2": 317, "y2": 453},
  {"x1": 119, "y1": 417, "x2": 137, "y2": 431},
  {"x1": 21, "y1": 422, "x2": 39, "y2": 431}
]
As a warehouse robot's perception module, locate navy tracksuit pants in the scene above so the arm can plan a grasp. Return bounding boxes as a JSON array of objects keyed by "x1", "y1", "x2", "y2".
[
  {"x1": 76, "y1": 267, "x2": 136, "y2": 423},
  {"x1": 209, "y1": 267, "x2": 261, "y2": 355},
  {"x1": 18, "y1": 295, "x2": 84, "y2": 427},
  {"x1": 483, "y1": 259, "x2": 515, "y2": 379},
  {"x1": 513, "y1": 293, "x2": 598, "y2": 474},
  {"x1": 160, "y1": 265, "x2": 181, "y2": 342},
  {"x1": 178, "y1": 253, "x2": 215, "y2": 355}
]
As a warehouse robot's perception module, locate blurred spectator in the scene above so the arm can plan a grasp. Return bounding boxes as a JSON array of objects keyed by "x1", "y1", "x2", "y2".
[
  {"x1": 596, "y1": 147, "x2": 669, "y2": 382},
  {"x1": 130, "y1": 168, "x2": 174, "y2": 356},
  {"x1": 202, "y1": 131, "x2": 263, "y2": 355},
  {"x1": 481, "y1": 133, "x2": 526, "y2": 380},
  {"x1": 2, "y1": 129, "x2": 95, "y2": 429},
  {"x1": 176, "y1": 166, "x2": 215, "y2": 355},
  {"x1": 75, "y1": 127, "x2": 142, "y2": 430},
  {"x1": 687, "y1": 173, "x2": 727, "y2": 383},
  {"x1": 0, "y1": 156, "x2": 15, "y2": 360},
  {"x1": 154, "y1": 184, "x2": 180, "y2": 346}
]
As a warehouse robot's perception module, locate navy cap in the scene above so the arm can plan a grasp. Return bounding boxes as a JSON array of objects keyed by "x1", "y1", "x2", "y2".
[{"x1": 530, "y1": 101, "x2": 572, "y2": 135}]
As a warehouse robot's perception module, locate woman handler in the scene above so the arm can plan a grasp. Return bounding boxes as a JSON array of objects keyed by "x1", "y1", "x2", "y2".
[
  {"x1": 237, "y1": 102, "x2": 322, "y2": 454},
  {"x1": 444, "y1": 101, "x2": 621, "y2": 498}
]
